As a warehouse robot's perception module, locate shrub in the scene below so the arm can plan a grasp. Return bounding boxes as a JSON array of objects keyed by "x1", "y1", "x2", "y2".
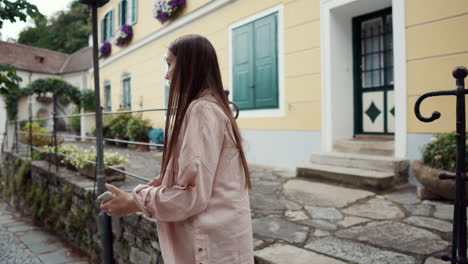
[
  {"x1": 125, "y1": 116, "x2": 152, "y2": 141},
  {"x1": 21, "y1": 121, "x2": 52, "y2": 146},
  {"x1": 421, "y1": 132, "x2": 463, "y2": 172}
]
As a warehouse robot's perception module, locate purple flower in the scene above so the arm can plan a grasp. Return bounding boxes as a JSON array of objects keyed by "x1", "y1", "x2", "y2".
[
  {"x1": 115, "y1": 24, "x2": 133, "y2": 46},
  {"x1": 100, "y1": 42, "x2": 111, "y2": 58},
  {"x1": 154, "y1": 0, "x2": 186, "y2": 24},
  {"x1": 156, "y1": 11, "x2": 169, "y2": 24}
]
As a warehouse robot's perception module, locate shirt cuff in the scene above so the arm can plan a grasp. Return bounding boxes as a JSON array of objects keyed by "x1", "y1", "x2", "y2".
[{"x1": 132, "y1": 184, "x2": 154, "y2": 218}]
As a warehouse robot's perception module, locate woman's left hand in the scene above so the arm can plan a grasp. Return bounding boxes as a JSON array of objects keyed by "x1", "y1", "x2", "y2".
[{"x1": 100, "y1": 183, "x2": 141, "y2": 217}]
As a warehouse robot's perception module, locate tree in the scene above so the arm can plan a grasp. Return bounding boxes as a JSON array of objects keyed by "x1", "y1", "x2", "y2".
[
  {"x1": 0, "y1": 0, "x2": 42, "y2": 100},
  {"x1": 0, "y1": 0, "x2": 42, "y2": 29},
  {"x1": 18, "y1": 1, "x2": 91, "y2": 54}
]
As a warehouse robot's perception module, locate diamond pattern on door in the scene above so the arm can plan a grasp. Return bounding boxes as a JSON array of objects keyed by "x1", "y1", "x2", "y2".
[
  {"x1": 362, "y1": 91, "x2": 384, "y2": 132},
  {"x1": 387, "y1": 90, "x2": 395, "y2": 133}
]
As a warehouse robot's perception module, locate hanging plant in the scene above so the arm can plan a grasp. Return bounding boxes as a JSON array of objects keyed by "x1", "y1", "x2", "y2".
[
  {"x1": 100, "y1": 41, "x2": 112, "y2": 58},
  {"x1": 113, "y1": 24, "x2": 133, "y2": 47},
  {"x1": 36, "y1": 96, "x2": 53, "y2": 104},
  {"x1": 153, "y1": 0, "x2": 186, "y2": 24}
]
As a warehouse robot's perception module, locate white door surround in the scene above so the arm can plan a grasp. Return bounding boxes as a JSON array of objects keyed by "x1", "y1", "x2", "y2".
[{"x1": 320, "y1": 0, "x2": 407, "y2": 157}]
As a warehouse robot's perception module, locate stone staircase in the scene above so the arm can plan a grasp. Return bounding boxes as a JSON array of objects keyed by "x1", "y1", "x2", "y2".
[{"x1": 297, "y1": 139, "x2": 409, "y2": 191}]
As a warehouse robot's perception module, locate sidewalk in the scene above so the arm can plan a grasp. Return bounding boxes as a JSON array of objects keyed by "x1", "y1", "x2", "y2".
[{"x1": 0, "y1": 199, "x2": 90, "y2": 264}]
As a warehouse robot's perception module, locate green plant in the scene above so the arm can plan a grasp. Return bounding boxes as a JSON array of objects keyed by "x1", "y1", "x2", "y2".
[
  {"x1": 108, "y1": 114, "x2": 132, "y2": 138},
  {"x1": 421, "y1": 132, "x2": 462, "y2": 172},
  {"x1": 68, "y1": 108, "x2": 81, "y2": 133},
  {"x1": 21, "y1": 121, "x2": 52, "y2": 146},
  {"x1": 81, "y1": 89, "x2": 95, "y2": 112},
  {"x1": 125, "y1": 116, "x2": 152, "y2": 141},
  {"x1": 41, "y1": 144, "x2": 128, "y2": 169}
]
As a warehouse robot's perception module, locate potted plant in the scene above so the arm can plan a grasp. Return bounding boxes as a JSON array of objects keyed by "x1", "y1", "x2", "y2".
[
  {"x1": 153, "y1": 0, "x2": 186, "y2": 24},
  {"x1": 108, "y1": 114, "x2": 132, "y2": 147},
  {"x1": 113, "y1": 24, "x2": 133, "y2": 46},
  {"x1": 36, "y1": 95, "x2": 53, "y2": 104},
  {"x1": 125, "y1": 116, "x2": 152, "y2": 151},
  {"x1": 413, "y1": 132, "x2": 467, "y2": 200},
  {"x1": 99, "y1": 41, "x2": 112, "y2": 58}
]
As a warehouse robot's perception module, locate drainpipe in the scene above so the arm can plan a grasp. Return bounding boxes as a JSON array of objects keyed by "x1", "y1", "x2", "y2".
[{"x1": 78, "y1": 1, "x2": 112, "y2": 263}]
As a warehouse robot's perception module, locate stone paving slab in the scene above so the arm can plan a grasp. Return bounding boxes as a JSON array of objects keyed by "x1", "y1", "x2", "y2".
[
  {"x1": 335, "y1": 221, "x2": 449, "y2": 255},
  {"x1": 252, "y1": 215, "x2": 310, "y2": 244},
  {"x1": 305, "y1": 237, "x2": 416, "y2": 264},
  {"x1": 0, "y1": 198, "x2": 90, "y2": 264},
  {"x1": 282, "y1": 179, "x2": 374, "y2": 208},
  {"x1": 342, "y1": 198, "x2": 405, "y2": 219},
  {"x1": 255, "y1": 243, "x2": 346, "y2": 264}
]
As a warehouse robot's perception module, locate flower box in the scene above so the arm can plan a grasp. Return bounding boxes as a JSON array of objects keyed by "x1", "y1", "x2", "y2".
[
  {"x1": 153, "y1": 0, "x2": 186, "y2": 24},
  {"x1": 114, "y1": 24, "x2": 133, "y2": 46},
  {"x1": 78, "y1": 164, "x2": 126, "y2": 182},
  {"x1": 413, "y1": 160, "x2": 468, "y2": 201}
]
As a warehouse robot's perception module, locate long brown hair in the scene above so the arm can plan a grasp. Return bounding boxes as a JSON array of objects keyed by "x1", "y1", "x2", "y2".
[{"x1": 160, "y1": 34, "x2": 251, "y2": 189}]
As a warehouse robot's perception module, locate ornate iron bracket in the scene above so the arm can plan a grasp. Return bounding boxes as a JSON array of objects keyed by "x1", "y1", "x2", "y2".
[{"x1": 414, "y1": 66, "x2": 468, "y2": 264}]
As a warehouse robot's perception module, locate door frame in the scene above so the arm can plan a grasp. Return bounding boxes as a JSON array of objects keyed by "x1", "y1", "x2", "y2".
[
  {"x1": 320, "y1": 0, "x2": 407, "y2": 157},
  {"x1": 352, "y1": 7, "x2": 393, "y2": 135}
]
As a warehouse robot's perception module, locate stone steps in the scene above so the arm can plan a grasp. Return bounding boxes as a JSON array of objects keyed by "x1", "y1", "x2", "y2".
[
  {"x1": 296, "y1": 139, "x2": 408, "y2": 191},
  {"x1": 333, "y1": 139, "x2": 394, "y2": 156},
  {"x1": 310, "y1": 152, "x2": 408, "y2": 175},
  {"x1": 297, "y1": 163, "x2": 396, "y2": 190}
]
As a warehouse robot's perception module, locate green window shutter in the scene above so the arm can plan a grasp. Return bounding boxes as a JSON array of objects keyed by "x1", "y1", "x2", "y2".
[
  {"x1": 131, "y1": 0, "x2": 137, "y2": 24},
  {"x1": 101, "y1": 19, "x2": 105, "y2": 42},
  {"x1": 118, "y1": 1, "x2": 123, "y2": 26},
  {"x1": 109, "y1": 9, "x2": 114, "y2": 40},
  {"x1": 253, "y1": 13, "x2": 278, "y2": 109},
  {"x1": 233, "y1": 23, "x2": 255, "y2": 110},
  {"x1": 122, "y1": 0, "x2": 127, "y2": 25}
]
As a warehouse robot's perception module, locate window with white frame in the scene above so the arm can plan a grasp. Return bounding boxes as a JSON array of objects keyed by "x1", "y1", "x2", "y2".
[
  {"x1": 104, "y1": 82, "x2": 111, "y2": 110},
  {"x1": 122, "y1": 75, "x2": 131, "y2": 109},
  {"x1": 101, "y1": 9, "x2": 114, "y2": 42},
  {"x1": 118, "y1": 0, "x2": 137, "y2": 26}
]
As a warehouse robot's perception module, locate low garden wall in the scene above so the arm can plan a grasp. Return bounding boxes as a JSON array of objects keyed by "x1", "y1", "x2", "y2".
[{"x1": 0, "y1": 152, "x2": 163, "y2": 263}]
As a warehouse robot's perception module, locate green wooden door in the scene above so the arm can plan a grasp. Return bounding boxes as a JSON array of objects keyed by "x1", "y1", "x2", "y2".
[
  {"x1": 233, "y1": 13, "x2": 278, "y2": 110},
  {"x1": 353, "y1": 8, "x2": 394, "y2": 135}
]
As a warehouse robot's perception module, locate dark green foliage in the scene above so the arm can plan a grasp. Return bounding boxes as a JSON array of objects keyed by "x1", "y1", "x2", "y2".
[
  {"x1": 17, "y1": 1, "x2": 91, "y2": 54},
  {"x1": 0, "y1": 0, "x2": 42, "y2": 29},
  {"x1": 422, "y1": 132, "x2": 463, "y2": 172}
]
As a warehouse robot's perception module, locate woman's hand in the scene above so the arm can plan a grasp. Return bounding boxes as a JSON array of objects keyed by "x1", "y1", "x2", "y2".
[
  {"x1": 147, "y1": 175, "x2": 162, "y2": 187},
  {"x1": 100, "y1": 183, "x2": 141, "y2": 217}
]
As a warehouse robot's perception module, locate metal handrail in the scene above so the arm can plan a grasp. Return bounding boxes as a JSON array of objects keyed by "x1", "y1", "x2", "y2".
[
  {"x1": 15, "y1": 131, "x2": 164, "y2": 147},
  {"x1": 30, "y1": 145, "x2": 150, "y2": 182}
]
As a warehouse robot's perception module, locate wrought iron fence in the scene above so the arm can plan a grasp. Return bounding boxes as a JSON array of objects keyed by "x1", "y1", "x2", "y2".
[{"x1": 414, "y1": 66, "x2": 468, "y2": 264}]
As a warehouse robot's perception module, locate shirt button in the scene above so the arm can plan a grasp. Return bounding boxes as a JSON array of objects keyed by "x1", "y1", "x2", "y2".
[{"x1": 198, "y1": 248, "x2": 203, "y2": 252}]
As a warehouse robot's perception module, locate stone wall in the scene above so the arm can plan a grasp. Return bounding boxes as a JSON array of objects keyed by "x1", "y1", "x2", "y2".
[{"x1": 0, "y1": 152, "x2": 163, "y2": 263}]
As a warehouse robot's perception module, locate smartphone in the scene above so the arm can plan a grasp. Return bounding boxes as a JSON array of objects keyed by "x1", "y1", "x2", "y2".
[{"x1": 97, "y1": 191, "x2": 114, "y2": 203}]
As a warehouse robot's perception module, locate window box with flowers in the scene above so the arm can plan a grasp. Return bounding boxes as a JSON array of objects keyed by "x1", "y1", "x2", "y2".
[
  {"x1": 413, "y1": 132, "x2": 468, "y2": 200},
  {"x1": 153, "y1": 0, "x2": 186, "y2": 24},
  {"x1": 100, "y1": 41, "x2": 112, "y2": 58},
  {"x1": 113, "y1": 24, "x2": 133, "y2": 46}
]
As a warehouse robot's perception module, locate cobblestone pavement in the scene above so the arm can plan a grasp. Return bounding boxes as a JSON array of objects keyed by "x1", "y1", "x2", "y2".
[
  {"x1": 0, "y1": 200, "x2": 90, "y2": 264},
  {"x1": 248, "y1": 165, "x2": 451, "y2": 264}
]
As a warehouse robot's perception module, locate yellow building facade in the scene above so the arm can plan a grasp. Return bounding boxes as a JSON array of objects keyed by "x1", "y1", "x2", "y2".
[{"x1": 94, "y1": 0, "x2": 468, "y2": 168}]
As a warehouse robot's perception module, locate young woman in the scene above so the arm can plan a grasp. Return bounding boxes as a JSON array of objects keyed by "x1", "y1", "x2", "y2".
[{"x1": 100, "y1": 34, "x2": 254, "y2": 264}]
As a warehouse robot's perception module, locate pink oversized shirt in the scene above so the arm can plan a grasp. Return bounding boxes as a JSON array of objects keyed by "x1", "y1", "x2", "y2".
[{"x1": 131, "y1": 92, "x2": 254, "y2": 264}]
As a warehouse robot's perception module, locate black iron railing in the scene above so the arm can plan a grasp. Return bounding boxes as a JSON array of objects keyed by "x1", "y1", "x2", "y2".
[{"x1": 414, "y1": 66, "x2": 468, "y2": 264}]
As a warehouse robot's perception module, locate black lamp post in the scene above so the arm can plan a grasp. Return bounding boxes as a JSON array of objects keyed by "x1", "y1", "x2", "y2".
[{"x1": 78, "y1": 0, "x2": 112, "y2": 263}]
